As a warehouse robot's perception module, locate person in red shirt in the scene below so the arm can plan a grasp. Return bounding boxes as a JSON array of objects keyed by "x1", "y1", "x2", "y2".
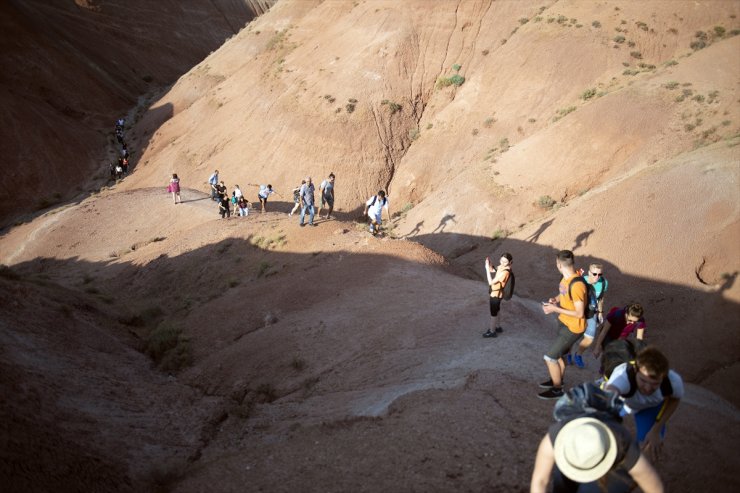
[{"x1": 592, "y1": 304, "x2": 646, "y2": 360}]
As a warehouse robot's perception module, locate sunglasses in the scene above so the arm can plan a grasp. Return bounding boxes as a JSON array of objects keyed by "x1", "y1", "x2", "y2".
[{"x1": 589, "y1": 272, "x2": 603, "y2": 277}]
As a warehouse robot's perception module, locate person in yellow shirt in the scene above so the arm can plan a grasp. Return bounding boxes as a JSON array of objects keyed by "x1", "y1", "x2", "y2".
[{"x1": 539, "y1": 250, "x2": 586, "y2": 399}]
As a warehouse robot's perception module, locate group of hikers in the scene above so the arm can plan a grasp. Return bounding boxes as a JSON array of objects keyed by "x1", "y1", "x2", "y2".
[
  {"x1": 109, "y1": 118, "x2": 130, "y2": 180},
  {"x1": 199, "y1": 170, "x2": 392, "y2": 235},
  {"x1": 485, "y1": 249, "x2": 682, "y2": 492}
]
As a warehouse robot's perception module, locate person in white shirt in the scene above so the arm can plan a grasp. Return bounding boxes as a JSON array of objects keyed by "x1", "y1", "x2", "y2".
[
  {"x1": 364, "y1": 190, "x2": 390, "y2": 236},
  {"x1": 605, "y1": 346, "x2": 684, "y2": 462}
]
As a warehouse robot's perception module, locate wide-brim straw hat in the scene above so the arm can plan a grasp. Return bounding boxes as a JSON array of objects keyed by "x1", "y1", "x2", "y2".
[{"x1": 553, "y1": 417, "x2": 618, "y2": 483}]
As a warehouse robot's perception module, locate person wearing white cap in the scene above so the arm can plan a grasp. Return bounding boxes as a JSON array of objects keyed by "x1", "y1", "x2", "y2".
[{"x1": 530, "y1": 416, "x2": 664, "y2": 492}]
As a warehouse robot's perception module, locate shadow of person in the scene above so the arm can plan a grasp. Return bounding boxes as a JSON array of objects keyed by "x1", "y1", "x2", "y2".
[
  {"x1": 432, "y1": 214, "x2": 456, "y2": 233},
  {"x1": 572, "y1": 229, "x2": 595, "y2": 251},
  {"x1": 404, "y1": 220, "x2": 425, "y2": 238},
  {"x1": 718, "y1": 271, "x2": 738, "y2": 293},
  {"x1": 526, "y1": 218, "x2": 554, "y2": 243}
]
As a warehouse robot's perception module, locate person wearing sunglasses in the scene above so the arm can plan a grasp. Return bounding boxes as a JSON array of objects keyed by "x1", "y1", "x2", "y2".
[{"x1": 568, "y1": 264, "x2": 608, "y2": 368}]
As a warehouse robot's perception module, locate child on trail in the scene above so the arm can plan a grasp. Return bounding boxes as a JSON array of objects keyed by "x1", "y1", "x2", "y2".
[
  {"x1": 168, "y1": 173, "x2": 181, "y2": 204},
  {"x1": 483, "y1": 253, "x2": 513, "y2": 338},
  {"x1": 318, "y1": 172, "x2": 336, "y2": 219},
  {"x1": 289, "y1": 180, "x2": 306, "y2": 216},
  {"x1": 364, "y1": 190, "x2": 390, "y2": 236},
  {"x1": 237, "y1": 196, "x2": 249, "y2": 217}
]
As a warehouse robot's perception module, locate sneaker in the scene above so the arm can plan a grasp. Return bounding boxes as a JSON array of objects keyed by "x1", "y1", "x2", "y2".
[
  {"x1": 538, "y1": 387, "x2": 564, "y2": 400},
  {"x1": 565, "y1": 354, "x2": 573, "y2": 365},
  {"x1": 538, "y1": 379, "x2": 555, "y2": 389},
  {"x1": 300, "y1": 223, "x2": 305, "y2": 227},
  {"x1": 574, "y1": 354, "x2": 585, "y2": 369},
  {"x1": 482, "y1": 329, "x2": 497, "y2": 338},
  {"x1": 495, "y1": 326, "x2": 503, "y2": 334}
]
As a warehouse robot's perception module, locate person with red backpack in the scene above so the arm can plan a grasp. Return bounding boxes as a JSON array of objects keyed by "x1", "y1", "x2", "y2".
[
  {"x1": 605, "y1": 346, "x2": 684, "y2": 463},
  {"x1": 483, "y1": 253, "x2": 513, "y2": 338},
  {"x1": 539, "y1": 250, "x2": 587, "y2": 399}
]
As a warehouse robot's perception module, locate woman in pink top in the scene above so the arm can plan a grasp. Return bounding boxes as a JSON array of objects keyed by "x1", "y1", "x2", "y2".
[{"x1": 168, "y1": 173, "x2": 181, "y2": 204}]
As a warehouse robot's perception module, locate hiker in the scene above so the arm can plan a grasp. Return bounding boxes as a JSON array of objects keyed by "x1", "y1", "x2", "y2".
[
  {"x1": 318, "y1": 172, "x2": 336, "y2": 219},
  {"x1": 109, "y1": 162, "x2": 116, "y2": 180},
  {"x1": 121, "y1": 157, "x2": 129, "y2": 174},
  {"x1": 208, "y1": 170, "x2": 219, "y2": 201},
  {"x1": 218, "y1": 193, "x2": 231, "y2": 219},
  {"x1": 483, "y1": 253, "x2": 513, "y2": 338},
  {"x1": 605, "y1": 346, "x2": 684, "y2": 463},
  {"x1": 257, "y1": 184, "x2": 277, "y2": 213},
  {"x1": 231, "y1": 191, "x2": 238, "y2": 208},
  {"x1": 121, "y1": 144, "x2": 129, "y2": 159},
  {"x1": 364, "y1": 190, "x2": 390, "y2": 236},
  {"x1": 531, "y1": 383, "x2": 664, "y2": 493},
  {"x1": 115, "y1": 163, "x2": 124, "y2": 180},
  {"x1": 168, "y1": 173, "x2": 181, "y2": 204},
  {"x1": 299, "y1": 177, "x2": 316, "y2": 227},
  {"x1": 568, "y1": 263, "x2": 609, "y2": 368},
  {"x1": 539, "y1": 250, "x2": 587, "y2": 399},
  {"x1": 592, "y1": 303, "x2": 646, "y2": 360},
  {"x1": 289, "y1": 180, "x2": 305, "y2": 216},
  {"x1": 233, "y1": 184, "x2": 243, "y2": 200},
  {"x1": 237, "y1": 196, "x2": 249, "y2": 217},
  {"x1": 215, "y1": 181, "x2": 227, "y2": 201}
]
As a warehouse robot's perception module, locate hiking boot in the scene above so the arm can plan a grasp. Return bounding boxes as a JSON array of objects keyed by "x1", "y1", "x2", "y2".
[
  {"x1": 539, "y1": 379, "x2": 555, "y2": 389},
  {"x1": 495, "y1": 326, "x2": 503, "y2": 334},
  {"x1": 574, "y1": 354, "x2": 585, "y2": 369},
  {"x1": 482, "y1": 328, "x2": 497, "y2": 338},
  {"x1": 565, "y1": 354, "x2": 573, "y2": 365},
  {"x1": 537, "y1": 387, "x2": 564, "y2": 400}
]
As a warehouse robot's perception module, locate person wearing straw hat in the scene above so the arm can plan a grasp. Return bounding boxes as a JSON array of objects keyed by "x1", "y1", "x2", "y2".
[{"x1": 530, "y1": 415, "x2": 664, "y2": 492}]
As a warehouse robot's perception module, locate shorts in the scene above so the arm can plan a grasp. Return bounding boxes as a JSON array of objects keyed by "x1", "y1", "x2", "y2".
[
  {"x1": 322, "y1": 195, "x2": 334, "y2": 207},
  {"x1": 258, "y1": 195, "x2": 268, "y2": 203},
  {"x1": 489, "y1": 296, "x2": 502, "y2": 316},
  {"x1": 584, "y1": 316, "x2": 597, "y2": 339},
  {"x1": 369, "y1": 212, "x2": 382, "y2": 225},
  {"x1": 634, "y1": 402, "x2": 668, "y2": 443},
  {"x1": 544, "y1": 321, "x2": 583, "y2": 362}
]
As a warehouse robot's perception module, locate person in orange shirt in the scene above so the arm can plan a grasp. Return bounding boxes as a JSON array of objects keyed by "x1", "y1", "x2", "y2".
[
  {"x1": 539, "y1": 250, "x2": 587, "y2": 399},
  {"x1": 483, "y1": 253, "x2": 513, "y2": 338}
]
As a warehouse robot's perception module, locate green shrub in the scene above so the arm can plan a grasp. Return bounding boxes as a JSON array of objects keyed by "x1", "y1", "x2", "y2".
[
  {"x1": 492, "y1": 228, "x2": 509, "y2": 240},
  {"x1": 581, "y1": 88, "x2": 597, "y2": 100},
  {"x1": 409, "y1": 127, "x2": 420, "y2": 140},
  {"x1": 499, "y1": 137, "x2": 510, "y2": 152},
  {"x1": 538, "y1": 195, "x2": 556, "y2": 209},
  {"x1": 613, "y1": 35, "x2": 625, "y2": 44},
  {"x1": 662, "y1": 81, "x2": 679, "y2": 90},
  {"x1": 437, "y1": 74, "x2": 466, "y2": 88},
  {"x1": 257, "y1": 261, "x2": 271, "y2": 278},
  {"x1": 484, "y1": 117, "x2": 495, "y2": 128},
  {"x1": 518, "y1": 17, "x2": 529, "y2": 25},
  {"x1": 630, "y1": 51, "x2": 642, "y2": 59},
  {"x1": 714, "y1": 26, "x2": 726, "y2": 37},
  {"x1": 145, "y1": 323, "x2": 191, "y2": 371},
  {"x1": 381, "y1": 100, "x2": 402, "y2": 114},
  {"x1": 592, "y1": 20, "x2": 601, "y2": 28},
  {"x1": 452, "y1": 63, "x2": 462, "y2": 72},
  {"x1": 552, "y1": 106, "x2": 577, "y2": 122}
]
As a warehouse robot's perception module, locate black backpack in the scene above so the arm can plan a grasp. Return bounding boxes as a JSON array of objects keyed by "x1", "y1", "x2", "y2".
[
  {"x1": 553, "y1": 382, "x2": 624, "y2": 423},
  {"x1": 602, "y1": 339, "x2": 673, "y2": 398},
  {"x1": 502, "y1": 270, "x2": 515, "y2": 300},
  {"x1": 368, "y1": 195, "x2": 387, "y2": 207},
  {"x1": 567, "y1": 276, "x2": 602, "y2": 319}
]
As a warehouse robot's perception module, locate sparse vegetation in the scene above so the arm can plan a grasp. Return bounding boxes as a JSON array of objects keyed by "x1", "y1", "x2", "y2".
[
  {"x1": 714, "y1": 26, "x2": 726, "y2": 37},
  {"x1": 580, "y1": 88, "x2": 597, "y2": 100},
  {"x1": 257, "y1": 261, "x2": 271, "y2": 278},
  {"x1": 145, "y1": 323, "x2": 191, "y2": 371},
  {"x1": 592, "y1": 20, "x2": 601, "y2": 28},
  {"x1": 707, "y1": 90, "x2": 720, "y2": 103},
  {"x1": 614, "y1": 35, "x2": 626, "y2": 44},
  {"x1": 484, "y1": 117, "x2": 496, "y2": 128},
  {"x1": 538, "y1": 195, "x2": 556, "y2": 209},
  {"x1": 519, "y1": 17, "x2": 529, "y2": 25},
  {"x1": 665, "y1": 59, "x2": 678, "y2": 66},
  {"x1": 499, "y1": 137, "x2": 510, "y2": 152},
  {"x1": 636, "y1": 21, "x2": 648, "y2": 32},
  {"x1": 552, "y1": 106, "x2": 577, "y2": 122},
  {"x1": 492, "y1": 228, "x2": 509, "y2": 240},
  {"x1": 630, "y1": 51, "x2": 642, "y2": 59},
  {"x1": 346, "y1": 98, "x2": 357, "y2": 113},
  {"x1": 437, "y1": 74, "x2": 466, "y2": 88},
  {"x1": 381, "y1": 99, "x2": 402, "y2": 114},
  {"x1": 409, "y1": 127, "x2": 421, "y2": 141},
  {"x1": 663, "y1": 81, "x2": 680, "y2": 90},
  {"x1": 528, "y1": 118, "x2": 536, "y2": 123},
  {"x1": 426, "y1": 123, "x2": 433, "y2": 130}
]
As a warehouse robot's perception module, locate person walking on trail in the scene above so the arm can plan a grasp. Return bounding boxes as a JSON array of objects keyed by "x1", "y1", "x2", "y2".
[
  {"x1": 215, "y1": 181, "x2": 227, "y2": 201},
  {"x1": 364, "y1": 190, "x2": 390, "y2": 236},
  {"x1": 218, "y1": 193, "x2": 231, "y2": 219},
  {"x1": 567, "y1": 263, "x2": 609, "y2": 369},
  {"x1": 592, "y1": 303, "x2": 647, "y2": 360},
  {"x1": 299, "y1": 177, "x2": 316, "y2": 227},
  {"x1": 234, "y1": 184, "x2": 243, "y2": 200},
  {"x1": 605, "y1": 346, "x2": 683, "y2": 463},
  {"x1": 257, "y1": 184, "x2": 278, "y2": 213},
  {"x1": 483, "y1": 253, "x2": 513, "y2": 338},
  {"x1": 539, "y1": 250, "x2": 587, "y2": 400},
  {"x1": 289, "y1": 180, "x2": 305, "y2": 216},
  {"x1": 208, "y1": 170, "x2": 219, "y2": 201},
  {"x1": 530, "y1": 384, "x2": 664, "y2": 493},
  {"x1": 318, "y1": 172, "x2": 336, "y2": 219},
  {"x1": 237, "y1": 196, "x2": 249, "y2": 217},
  {"x1": 167, "y1": 173, "x2": 181, "y2": 204}
]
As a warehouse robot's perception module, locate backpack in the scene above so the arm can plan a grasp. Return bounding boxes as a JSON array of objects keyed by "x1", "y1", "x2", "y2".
[
  {"x1": 601, "y1": 340, "x2": 673, "y2": 398},
  {"x1": 502, "y1": 270, "x2": 515, "y2": 300},
  {"x1": 567, "y1": 276, "x2": 601, "y2": 319},
  {"x1": 368, "y1": 195, "x2": 387, "y2": 208},
  {"x1": 553, "y1": 382, "x2": 624, "y2": 423}
]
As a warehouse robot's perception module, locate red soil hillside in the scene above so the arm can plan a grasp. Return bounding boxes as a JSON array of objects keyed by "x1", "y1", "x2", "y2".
[{"x1": 1, "y1": 0, "x2": 739, "y2": 491}]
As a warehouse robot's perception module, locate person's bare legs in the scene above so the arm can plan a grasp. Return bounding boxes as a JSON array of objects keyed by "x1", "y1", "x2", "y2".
[
  {"x1": 546, "y1": 358, "x2": 565, "y2": 388},
  {"x1": 172, "y1": 192, "x2": 177, "y2": 204},
  {"x1": 575, "y1": 336, "x2": 593, "y2": 355},
  {"x1": 490, "y1": 313, "x2": 499, "y2": 332},
  {"x1": 290, "y1": 202, "x2": 300, "y2": 216}
]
